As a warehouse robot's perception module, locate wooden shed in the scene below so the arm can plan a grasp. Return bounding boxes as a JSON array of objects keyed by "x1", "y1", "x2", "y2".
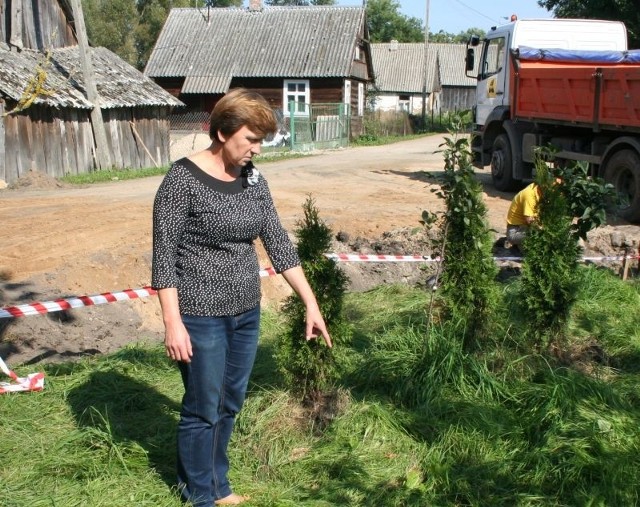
[
  {"x1": 370, "y1": 42, "x2": 477, "y2": 115},
  {"x1": 0, "y1": 0, "x2": 184, "y2": 185},
  {"x1": 431, "y1": 43, "x2": 477, "y2": 113}
]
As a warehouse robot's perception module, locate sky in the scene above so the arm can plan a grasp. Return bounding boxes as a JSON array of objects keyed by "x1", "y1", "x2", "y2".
[{"x1": 336, "y1": 0, "x2": 553, "y2": 34}]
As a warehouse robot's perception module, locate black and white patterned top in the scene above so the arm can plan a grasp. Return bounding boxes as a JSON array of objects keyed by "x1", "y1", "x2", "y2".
[{"x1": 152, "y1": 158, "x2": 300, "y2": 316}]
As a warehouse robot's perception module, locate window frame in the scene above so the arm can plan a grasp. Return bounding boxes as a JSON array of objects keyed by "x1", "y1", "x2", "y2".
[{"x1": 283, "y1": 79, "x2": 310, "y2": 116}]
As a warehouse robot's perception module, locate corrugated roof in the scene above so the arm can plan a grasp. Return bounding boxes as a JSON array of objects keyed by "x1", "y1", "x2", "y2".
[
  {"x1": 430, "y1": 43, "x2": 477, "y2": 87},
  {"x1": 0, "y1": 45, "x2": 184, "y2": 109},
  {"x1": 182, "y1": 75, "x2": 233, "y2": 94},
  {"x1": 370, "y1": 42, "x2": 477, "y2": 93},
  {"x1": 145, "y1": 6, "x2": 366, "y2": 91},
  {"x1": 370, "y1": 42, "x2": 438, "y2": 93}
]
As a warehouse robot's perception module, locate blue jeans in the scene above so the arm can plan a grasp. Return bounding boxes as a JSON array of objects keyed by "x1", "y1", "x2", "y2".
[{"x1": 176, "y1": 306, "x2": 260, "y2": 506}]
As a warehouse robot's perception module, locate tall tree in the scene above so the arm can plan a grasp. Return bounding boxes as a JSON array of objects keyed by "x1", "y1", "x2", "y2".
[
  {"x1": 266, "y1": 0, "x2": 336, "y2": 5},
  {"x1": 430, "y1": 28, "x2": 486, "y2": 43},
  {"x1": 538, "y1": 0, "x2": 639, "y2": 48},
  {"x1": 82, "y1": 0, "x2": 243, "y2": 70},
  {"x1": 83, "y1": 0, "x2": 138, "y2": 66},
  {"x1": 366, "y1": 0, "x2": 424, "y2": 42}
]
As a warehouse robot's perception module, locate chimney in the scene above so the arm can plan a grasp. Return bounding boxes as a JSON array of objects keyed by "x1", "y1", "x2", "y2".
[
  {"x1": 248, "y1": 0, "x2": 262, "y2": 12},
  {"x1": 390, "y1": 40, "x2": 399, "y2": 51}
]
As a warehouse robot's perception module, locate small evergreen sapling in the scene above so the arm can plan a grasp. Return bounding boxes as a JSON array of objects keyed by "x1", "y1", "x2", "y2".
[
  {"x1": 276, "y1": 196, "x2": 350, "y2": 401},
  {"x1": 432, "y1": 131, "x2": 498, "y2": 347},
  {"x1": 519, "y1": 160, "x2": 581, "y2": 348}
]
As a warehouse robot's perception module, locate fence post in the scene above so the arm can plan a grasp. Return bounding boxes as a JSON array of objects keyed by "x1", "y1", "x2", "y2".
[{"x1": 289, "y1": 101, "x2": 296, "y2": 151}]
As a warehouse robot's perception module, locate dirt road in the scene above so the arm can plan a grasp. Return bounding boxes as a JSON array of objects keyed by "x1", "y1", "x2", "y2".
[
  {"x1": 0, "y1": 134, "x2": 635, "y2": 365},
  {"x1": 0, "y1": 134, "x2": 489, "y2": 288}
]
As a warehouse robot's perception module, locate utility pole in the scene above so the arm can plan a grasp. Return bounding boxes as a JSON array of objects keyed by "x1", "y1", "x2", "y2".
[
  {"x1": 421, "y1": 0, "x2": 430, "y2": 128},
  {"x1": 70, "y1": 0, "x2": 112, "y2": 170}
]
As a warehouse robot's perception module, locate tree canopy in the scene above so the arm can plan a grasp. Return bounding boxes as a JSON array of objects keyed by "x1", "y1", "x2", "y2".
[
  {"x1": 366, "y1": 0, "x2": 424, "y2": 42},
  {"x1": 430, "y1": 28, "x2": 486, "y2": 44},
  {"x1": 82, "y1": 0, "x2": 243, "y2": 70},
  {"x1": 265, "y1": 0, "x2": 335, "y2": 5},
  {"x1": 538, "y1": 0, "x2": 640, "y2": 48}
]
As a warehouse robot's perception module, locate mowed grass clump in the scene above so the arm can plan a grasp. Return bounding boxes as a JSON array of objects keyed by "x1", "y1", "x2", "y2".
[{"x1": 2, "y1": 267, "x2": 640, "y2": 505}]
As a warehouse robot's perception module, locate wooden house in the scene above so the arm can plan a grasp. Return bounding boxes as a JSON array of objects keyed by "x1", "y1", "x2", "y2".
[
  {"x1": 144, "y1": 1, "x2": 373, "y2": 137},
  {"x1": 0, "y1": 0, "x2": 183, "y2": 185},
  {"x1": 370, "y1": 42, "x2": 477, "y2": 115},
  {"x1": 430, "y1": 43, "x2": 477, "y2": 113},
  {"x1": 369, "y1": 41, "x2": 440, "y2": 115}
]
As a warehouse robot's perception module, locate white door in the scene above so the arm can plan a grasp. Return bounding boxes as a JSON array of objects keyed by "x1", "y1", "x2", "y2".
[{"x1": 475, "y1": 35, "x2": 508, "y2": 126}]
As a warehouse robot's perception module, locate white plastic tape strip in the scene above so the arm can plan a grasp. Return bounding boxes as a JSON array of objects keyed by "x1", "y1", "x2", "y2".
[{"x1": 0, "y1": 356, "x2": 44, "y2": 394}]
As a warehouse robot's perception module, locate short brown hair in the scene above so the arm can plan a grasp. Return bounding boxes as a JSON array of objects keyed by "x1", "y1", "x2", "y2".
[{"x1": 209, "y1": 88, "x2": 277, "y2": 141}]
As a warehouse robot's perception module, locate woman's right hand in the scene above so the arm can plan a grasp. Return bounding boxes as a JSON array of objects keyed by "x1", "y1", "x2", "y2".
[
  {"x1": 165, "y1": 321, "x2": 193, "y2": 362},
  {"x1": 157, "y1": 288, "x2": 192, "y2": 362}
]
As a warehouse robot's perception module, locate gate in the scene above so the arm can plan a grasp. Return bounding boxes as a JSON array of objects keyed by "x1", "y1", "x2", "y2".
[{"x1": 289, "y1": 102, "x2": 350, "y2": 151}]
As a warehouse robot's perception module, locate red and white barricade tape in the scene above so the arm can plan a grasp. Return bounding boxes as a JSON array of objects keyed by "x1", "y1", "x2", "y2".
[
  {"x1": 0, "y1": 252, "x2": 636, "y2": 320},
  {"x1": 326, "y1": 253, "x2": 440, "y2": 262},
  {"x1": 0, "y1": 250, "x2": 633, "y2": 394},
  {"x1": 0, "y1": 286, "x2": 159, "y2": 319},
  {"x1": 0, "y1": 355, "x2": 44, "y2": 394}
]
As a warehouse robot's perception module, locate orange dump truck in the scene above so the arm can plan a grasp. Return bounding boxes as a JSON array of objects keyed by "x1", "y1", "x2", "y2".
[{"x1": 466, "y1": 18, "x2": 640, "y2": 221}]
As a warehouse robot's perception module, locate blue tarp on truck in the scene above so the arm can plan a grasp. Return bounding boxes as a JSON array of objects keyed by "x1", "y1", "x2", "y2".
[{"x1": 516, "y1": 46, "x2": 640, "y2": 64}]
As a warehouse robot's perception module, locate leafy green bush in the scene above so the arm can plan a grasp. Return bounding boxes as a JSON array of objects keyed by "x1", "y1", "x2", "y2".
[{"x1": 553, "y1": 160, "x2": 615, "y2": 240}]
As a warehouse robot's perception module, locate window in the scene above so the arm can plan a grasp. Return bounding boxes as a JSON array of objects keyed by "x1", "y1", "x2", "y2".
[
  {"x1": 283, "y1": 80, "x2": 310, "y2": 115},
  {"x1": 358, "y1": 82, "x2": 364, "y2": 116},
  {"x1": 398, "y1": 94, "x2": 410, "y2": 112},
  {"x1": 481, "y1": 37, "x2": 506, "y2": 80},
  {"x1": 343, "y1": 80, "x2": 351, "y2": 105}
]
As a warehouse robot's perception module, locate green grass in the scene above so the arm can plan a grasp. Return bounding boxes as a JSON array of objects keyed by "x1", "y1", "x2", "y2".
[
  {"x1": 60, "y1": 166, "x2": 170, "y2": 185},
  {"x1": 351, "y1": 133, "x2": 433, "y2": 147},
  {"x1": 59, "y1": 152, "x2": 317, "y2": 185},
  {"x1": 2, "y1": 267, "x2": 639, "y2": 506}
]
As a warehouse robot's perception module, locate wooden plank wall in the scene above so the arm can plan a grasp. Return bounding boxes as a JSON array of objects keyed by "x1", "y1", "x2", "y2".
[
  {"x1": 0, "y1": 101, "x2": 4, "y2": 182},
  {"x1": 0, "y1": 0, "x2": 76, "y2": 50},
  {"x1": 1, "y1": 105, "x2": 173, "y2": 184},
  {"x1": 441, "y1": 86, "x2": 475, "y2": 113},
  {"x1": 104, "y1": 107, "x2": 172, "y2": 169}
]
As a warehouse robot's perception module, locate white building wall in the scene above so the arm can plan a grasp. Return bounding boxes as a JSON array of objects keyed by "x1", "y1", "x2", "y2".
[{"x1": 373, "y1": 93, "x2": 426, "y2": 115}]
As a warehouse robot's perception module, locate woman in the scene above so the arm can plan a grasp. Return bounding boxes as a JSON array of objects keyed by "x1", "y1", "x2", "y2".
[{"x1": 152, "y1": 88, "x2": 331, "y2": 506}]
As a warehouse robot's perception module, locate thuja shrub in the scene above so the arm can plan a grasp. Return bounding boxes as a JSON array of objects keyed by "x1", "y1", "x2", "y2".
[
  {"x1": 434, "y1": 131, "x2": 498, "y2": 348},
  {"x1": 519, "y1": 160, "x2": 581, "y2": 348},
  {"x1": 275, "y1": 196, "x2": 351, "y2": 401}
]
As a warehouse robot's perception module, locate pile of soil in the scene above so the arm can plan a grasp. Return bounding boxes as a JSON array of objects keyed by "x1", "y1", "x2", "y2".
[{"x1": 8, "y1": 170, "x2": 70, "y2": 190}]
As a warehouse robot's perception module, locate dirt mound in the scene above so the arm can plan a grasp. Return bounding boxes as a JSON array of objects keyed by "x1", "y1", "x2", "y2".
[
  {"x1": 2, "y1": 221, "x2": 637, "y2": 368},
  {"x1": 333, "y1": 227, "x2": 438, "y2": 292},
  {"x1": 8, "y1": 170, "x2": 69, "y2": 190}
]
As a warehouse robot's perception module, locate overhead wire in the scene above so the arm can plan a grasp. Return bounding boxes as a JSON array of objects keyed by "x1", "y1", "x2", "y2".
[{"x1": 451, "y1": 0, "x2": 508, "y2": 26}]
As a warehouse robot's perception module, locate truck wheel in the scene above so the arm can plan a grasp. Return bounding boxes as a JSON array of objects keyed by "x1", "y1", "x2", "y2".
[
  {"x1": 491, "y1": 134, "x2": 520, "y2": 191},
  {"x1": 604, "y1": 149, "x2": 640, "y2": 222}
]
